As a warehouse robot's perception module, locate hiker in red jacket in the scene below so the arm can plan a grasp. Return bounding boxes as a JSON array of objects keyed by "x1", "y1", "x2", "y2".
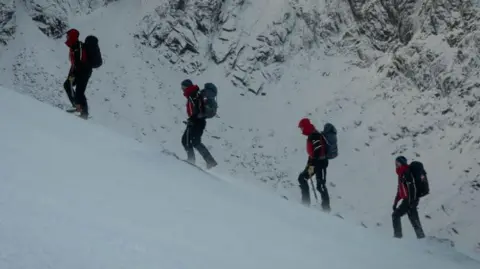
[
  {"x1": 63, "y1": 28, "x2": 92, "y2": 119},
  {"x1": 392, "y1": 156, "x2": 425, "y2": 239},
  {"x1": 180, "y1": 79, "x2": 217, "y2": 169},
  {"x1": 297, "y1": 118, "x2": 330, "y2": 211}
]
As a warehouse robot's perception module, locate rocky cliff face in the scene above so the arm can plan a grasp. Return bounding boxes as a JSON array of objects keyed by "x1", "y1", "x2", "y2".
[
  {"x1": 135, "y1": 0, "x2": 479, "y2": 108},
  {"x1": 0, "y1": 0, "x2": 118, "y2": 42},
  {"x1": 357, "y1": 0, "x2": 480, "y2": 101},
  {"x1": 352, "y1": 0, "x2": 480, "y2": 169},
  {"x1": 135, "y1": 0, "x2": 357, "y2": 94},
  {"x1": 0, "y1": 0, "x2": 16, "y2": 45}
]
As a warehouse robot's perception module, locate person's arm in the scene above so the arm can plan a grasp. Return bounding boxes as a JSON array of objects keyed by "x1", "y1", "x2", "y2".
[
  {"x1": 187, "y1": 96, "x2": 201, "y2": 122},
  {"x1": 393, "y1": 177, "x2": 406, "y2": 210},
  {"x1": 311, "y1": 134, "x2": 326, "y2": 159}
]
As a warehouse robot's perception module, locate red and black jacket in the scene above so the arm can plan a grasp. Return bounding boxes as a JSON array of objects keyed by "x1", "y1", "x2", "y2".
[
  {"x1": 183, "y1": 84, "x2": 202, "y2": 120},
  {"x1": 300, "y1": 121, "x2": 326, "y2": 164},
  {"x1": 306, "y1": 131, "x2": 327, "y2": 163},
  {"x1": 68, "y1": 41, "x2": 90, "y2": 77},
  {"x1": 394, "y1": 165, "x2": 418, "y2": 205},
  {"x1": 65, "y1": 29, "x2": 90, "y2": 77}
]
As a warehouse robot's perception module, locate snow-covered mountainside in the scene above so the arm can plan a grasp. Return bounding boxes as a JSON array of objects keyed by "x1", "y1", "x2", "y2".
[
  {"x1": 0, "y1": 0, "x2": 479, "y2": 258},
  {"x1": 1, "y1": 86, "x2": 480, "y2": 269}
]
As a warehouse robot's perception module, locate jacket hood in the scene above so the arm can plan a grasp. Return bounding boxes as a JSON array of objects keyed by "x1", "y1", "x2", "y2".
[
  {"x1": 65, "y1": 29, "x2": 79, "y2": 47},
  {"x1": 298, "y1": 118, "x2": 315, "y2": 136}
]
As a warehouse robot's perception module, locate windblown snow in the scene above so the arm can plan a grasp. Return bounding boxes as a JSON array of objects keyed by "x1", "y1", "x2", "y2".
[
  {"x1": 0, "y1": 86, "x2": 479, "y2": 269},
  {"x1": 0, "y1": 0, "x2": 479, "y2": 259}
]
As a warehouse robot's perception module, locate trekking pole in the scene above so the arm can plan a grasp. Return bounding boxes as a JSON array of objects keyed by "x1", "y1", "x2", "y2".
[
  {"x1": 309, "y1": 177, "x2": 318, "y2": 202},
  {"x1": 70, "y1": 78, "x2": 76, "y2": 106},
  {"x1": 69, "y1": 77, "x2": 74, "y2": 95}
]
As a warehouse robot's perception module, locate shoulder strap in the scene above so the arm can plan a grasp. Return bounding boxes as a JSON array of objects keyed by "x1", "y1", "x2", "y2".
[{"x1": 79, "y1": 42, "x2": 83, "y2": 60}]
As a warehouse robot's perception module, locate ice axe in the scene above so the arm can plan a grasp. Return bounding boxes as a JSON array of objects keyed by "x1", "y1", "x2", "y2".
[{"x1": 307, "y1": 170, "x2": 319, "y2": 202}]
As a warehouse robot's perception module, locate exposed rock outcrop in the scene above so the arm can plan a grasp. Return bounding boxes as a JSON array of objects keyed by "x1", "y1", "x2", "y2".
[{"x1": 0, "y1": 0, "x2": 16, "y2": 45}]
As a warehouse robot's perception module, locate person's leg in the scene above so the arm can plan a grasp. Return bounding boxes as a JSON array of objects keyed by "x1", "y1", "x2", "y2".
[
  {"x1": 181, "y1": 126, "x2": 195, "y2": 163},
  {"x1": 315, "y1": 160, "x2": 330, "y2": 211},
  {"x1": 298, "y1": 169, "x2": 311, "y2": 206},
  {"x1": 63, "y1": 78, "x2": 76, "y2": 107},
  {"x1": 74, "y1": 74, "x2": 90, "y2": 116},
  {"x1": 191, "y1": 120, "x2": 216, "y2": 168},
  {"x1": 407, "y1": 202, "x2": 425, "y2": 239},
  {"x1": 392, "y1": 201, "x2": 409, "y2": 238}
]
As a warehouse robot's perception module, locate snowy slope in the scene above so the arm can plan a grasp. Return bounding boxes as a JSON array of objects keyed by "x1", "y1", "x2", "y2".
[
  {"x1": 0, "y1": 86, "x2": 479, "y2": 269},
  {"x1": 0, "y1": 0, "x2": 479, "y2": 258}
]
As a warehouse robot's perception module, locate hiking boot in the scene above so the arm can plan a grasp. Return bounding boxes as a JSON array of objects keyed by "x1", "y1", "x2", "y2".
[
  {"x1": 206, "y1": 160, "x2": 218, "y2": 169},
  {"x1": 416, "y1": 230, "x2": 425, "y2": 239},
  {"x1": 66, "y1": 106, "x2": 77, "y2": 113},
  {"x1": 79, "y1": 112, "x2": 89, "y2": 119},
  {"x1": 301, "y1": 198, "x2": 310, "y2": 207}
]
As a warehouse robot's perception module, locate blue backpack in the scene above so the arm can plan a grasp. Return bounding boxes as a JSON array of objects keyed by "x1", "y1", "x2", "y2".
[{"x1": 322, "y1": 123, "x2": 338, "y2": 160}]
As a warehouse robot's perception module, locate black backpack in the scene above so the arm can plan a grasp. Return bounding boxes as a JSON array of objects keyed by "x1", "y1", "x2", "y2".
[
  {"x1": 84, "y1": 35, "x2": 102, "y2": 68},
  {"x1": 199, "y1": 83, "x2": 218, "y2": 119},
  {"x1": 409, "y1": 161, "x2": 429, "y2": 198},
  {"x1": 322, "y1": 123, "x2": 338, "y2": 160}
]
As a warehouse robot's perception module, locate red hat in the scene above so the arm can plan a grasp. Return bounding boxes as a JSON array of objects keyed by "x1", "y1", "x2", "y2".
[{"x1": 298, "y1": 118, "x2": 315, "y2": 136}]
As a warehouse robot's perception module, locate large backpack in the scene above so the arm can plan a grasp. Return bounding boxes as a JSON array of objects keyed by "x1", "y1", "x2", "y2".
[
  {"x1": 200, "y1": 83, "x2": 218, "y2": 119},
  {"x1": 322, "y1": 123, "x2": 338, "y2": 160},
  {"x1": 84, "y1": 35, "x2": 103, "y2": 68},
  {"x1": 409, "y1": 161, "x2": 429, "y2": 198}
]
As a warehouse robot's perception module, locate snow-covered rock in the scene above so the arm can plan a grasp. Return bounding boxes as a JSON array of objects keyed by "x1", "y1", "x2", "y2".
[
  {"x1": 0, "y1": 0, "x2": 16, "y2": 45},
  {"x1": 349, "y1": 0, "x2": 480, "y2": 163},
  {"x1": 135, "y1": 0, "x2": 355, "y2": 93},
  {"x1": 22, "y1": 0, "x2": 118, "y2": 38},
  {"x1": 23, "y1": 0, "x2": 68, "y2": 38}
]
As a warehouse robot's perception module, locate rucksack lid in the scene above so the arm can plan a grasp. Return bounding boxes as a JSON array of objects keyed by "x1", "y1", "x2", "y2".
[
  {"x1": 203, "y1": 83, "x2": 217, "y2": 97},
  {"x1": 409, "y1": 161, "x2": 426, "y2": 175},
  {"x1": 85, "y1": 35, "x2": 98, "y2": 45},
  {"x1": 323, "y1": 123, "x2": 337, "y2": 134}
]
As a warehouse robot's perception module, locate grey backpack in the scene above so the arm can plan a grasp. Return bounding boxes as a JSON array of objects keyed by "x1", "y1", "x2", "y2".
[
  {"x1": 200, "y1": 83, "x2": 218, "y2": 119},
  {"x1": 322, "y1": 123, "x2": 338, "y2": 160}
]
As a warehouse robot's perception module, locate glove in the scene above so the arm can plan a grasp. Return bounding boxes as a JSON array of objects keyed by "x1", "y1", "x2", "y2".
[
  {"x1": 307, "y1": 165, "x2": 315, "y2": 178},
  {"x1": 392, "y1": 202, "x2": 398, "y2": 211},
  {"x1": 68, "y1": 75, "x2": 75, "y2": 85}
]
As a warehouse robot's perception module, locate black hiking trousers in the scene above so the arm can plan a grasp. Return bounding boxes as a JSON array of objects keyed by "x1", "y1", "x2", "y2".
[
  {"x1": 63, "y1": 71, "x2": 91, "y2": 115},
  {"x1": 181, "y1": 118, "x2": 216, "y2": 167},
  {"x1": 298, "y1": 159, "x2": 330, "y2": 210},
  {"x1": 392, "y1": 200, "x2": 425, "y2": 239}
]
